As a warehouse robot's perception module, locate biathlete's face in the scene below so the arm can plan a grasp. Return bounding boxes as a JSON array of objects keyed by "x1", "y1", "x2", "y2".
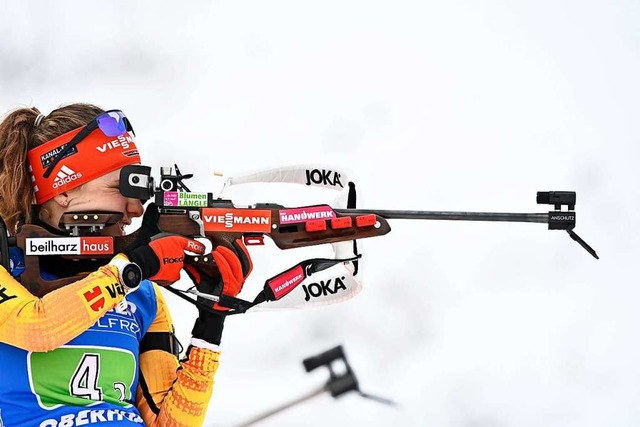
[
  {"x1": 64, "y1": 168, "x2": 144, "y2": 236},
  {"x1": 28, "y1": 109, "x2": 145, "y2": 236}
]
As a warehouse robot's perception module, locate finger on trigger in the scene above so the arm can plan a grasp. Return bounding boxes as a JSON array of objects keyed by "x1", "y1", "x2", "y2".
[
  {"x1": 216, "y1": 246, "x2": 243, "y2": 283},
  {"x1": 233, "y1": 238, "x2": 253, "y2": 277},
  {"x1": 212, "y1": 250, "x2": 234, "y2": 290}
]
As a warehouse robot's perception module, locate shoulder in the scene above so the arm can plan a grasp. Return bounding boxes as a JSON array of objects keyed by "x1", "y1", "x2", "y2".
[
  {"x1": 144, "y1": 282, "x2": 176, "y2": 334},
  {"x1": 125, "y1": 280, "x2": 158, "y2": 335},
  {"x1": 125, "y1": 279, "x2": 157, "y2": 311}
]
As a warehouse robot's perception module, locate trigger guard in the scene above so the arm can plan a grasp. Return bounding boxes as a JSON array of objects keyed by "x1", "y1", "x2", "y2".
[{"x1": 243, "y1": 235, "x2": 264, "y2": 245}]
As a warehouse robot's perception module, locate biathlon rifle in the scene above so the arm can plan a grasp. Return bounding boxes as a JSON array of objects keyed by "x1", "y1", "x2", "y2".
[{"x1": 0, "y1": 164, "x2": 598, "y2": 313}]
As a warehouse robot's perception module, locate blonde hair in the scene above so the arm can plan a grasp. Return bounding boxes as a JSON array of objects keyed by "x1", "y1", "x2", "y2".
[{"x1": 0, "y1": 103, "x2": 104, "y2": 233}]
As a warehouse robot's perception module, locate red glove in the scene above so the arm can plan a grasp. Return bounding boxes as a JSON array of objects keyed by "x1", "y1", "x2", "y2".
[
  {"x1": 212, "y1": 244, "x2": 252, "y2": 299},
  {"x1": 185, "y1": 238, "x2": 252, "y2": 310},
  {"x1": 186, "y1": 239, "x2": 253, "y2": 345},
  {"x1": 126, "y1": 234, "x2": 205, "y2": 285},
  {"x1": 123, "y1": 203, "x2": 206, "y2": 285}
]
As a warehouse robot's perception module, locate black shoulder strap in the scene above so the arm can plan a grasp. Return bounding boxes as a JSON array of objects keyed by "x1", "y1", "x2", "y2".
[
  {"x1": 140, "y1": 331, "x2": 182, "y2": 357},
  {"x1": 137, "y1": 370, "x2": 160, "y2": 415}
]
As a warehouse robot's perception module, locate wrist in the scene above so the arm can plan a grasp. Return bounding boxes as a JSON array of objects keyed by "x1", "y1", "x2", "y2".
[
  {"x1": 191, "y1": 311, "x2": 225, "y2": 345},
  {"x1": 124, "y1": 246, "x2": 159, "y2": 280},
  {"x1": 190, "y1": 338, "x2": 221, "y2": 352}
]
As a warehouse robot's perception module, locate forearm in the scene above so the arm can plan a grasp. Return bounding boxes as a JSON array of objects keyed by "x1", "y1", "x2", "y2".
[
  {"x1": 136, "y1": 284, "x2": 222, "y2": 426},
  {"x1": 0, "y1": 261, "x2": 127, "y2": 352},
  {"x1": 137, "y1": 345, "x2": 220, "y2": 427}
]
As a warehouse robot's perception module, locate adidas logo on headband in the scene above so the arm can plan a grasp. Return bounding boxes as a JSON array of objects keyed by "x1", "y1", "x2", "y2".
[{"x1": 52, "y1": 165, "x2": 83, "y2": 189}]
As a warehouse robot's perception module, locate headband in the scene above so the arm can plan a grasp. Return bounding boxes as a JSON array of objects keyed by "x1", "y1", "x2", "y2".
[{"x1": 27, "y1": 127, "x2": 141, "y2": 204}]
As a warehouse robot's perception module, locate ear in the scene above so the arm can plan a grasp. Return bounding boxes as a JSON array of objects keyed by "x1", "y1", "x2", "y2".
[{"x1": 53, "y1": 193, "x2": 70, "y2": 207}]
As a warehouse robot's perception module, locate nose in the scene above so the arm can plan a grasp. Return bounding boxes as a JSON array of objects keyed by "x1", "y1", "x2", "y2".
[{"x1": 126, "y1": 198, "x2": 144, "y2": 219}]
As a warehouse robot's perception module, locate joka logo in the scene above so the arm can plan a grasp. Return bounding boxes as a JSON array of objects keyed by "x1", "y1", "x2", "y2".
[
  {"x1": 302, "y1": 276, "x2": 347, "y2": 301},
  {"x1": 0, "y1": 286, "x2": 17, "y2": 305},
  {"x1": 305, "y1": 169, "x2": 343, "y2": 188},
  {"x1": 52, "y1": 165, "x2": 83, "y2": 189}
]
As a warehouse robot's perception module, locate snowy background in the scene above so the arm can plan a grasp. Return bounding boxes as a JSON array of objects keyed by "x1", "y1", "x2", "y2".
[{"x1": 1, "y1": 1, "x2": 639, "y2": 425}]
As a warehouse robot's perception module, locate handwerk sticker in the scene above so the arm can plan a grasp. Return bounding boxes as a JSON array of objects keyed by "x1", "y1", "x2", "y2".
[
  {"x1": 278, "y1": 206, "x2": 336, "y2": 225},
  {"x1": 267, "y1": 265, "x2": 305, "y2": 299}
]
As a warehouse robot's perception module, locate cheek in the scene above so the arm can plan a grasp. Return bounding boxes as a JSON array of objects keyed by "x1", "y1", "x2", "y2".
[
  {"x1": 113, "y1": 196, "x2": 130, "y2": 210},
  {"x1": 96, "y1": 193, "x2": 129, "y2": 211}
]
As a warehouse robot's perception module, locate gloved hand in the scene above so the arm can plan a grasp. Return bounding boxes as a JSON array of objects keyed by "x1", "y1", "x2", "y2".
[
  {"x1": 185, "y1": 239, "x2": 252, "y2": 345},
  {"x1": 123, "y1": 203, "x2": 205, "y2": 285}
]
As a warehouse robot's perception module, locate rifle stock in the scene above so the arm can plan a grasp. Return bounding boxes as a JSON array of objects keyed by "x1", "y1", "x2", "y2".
[{"x1": 8, "y1": 204, "x2": 391, "y2": 296}]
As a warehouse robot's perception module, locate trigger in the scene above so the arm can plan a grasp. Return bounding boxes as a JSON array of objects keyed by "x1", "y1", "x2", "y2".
[{"x1": 243, "y1": 234, "x2": 264, "y2": 246}]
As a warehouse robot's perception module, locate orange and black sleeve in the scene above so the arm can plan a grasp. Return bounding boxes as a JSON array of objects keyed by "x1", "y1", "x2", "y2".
[
  {"x1": 136, "y1": 283, "x2": 221, "y2": 427},
  {"x1": 0, "y1": 258, "x2": 128, "y2": 352}
]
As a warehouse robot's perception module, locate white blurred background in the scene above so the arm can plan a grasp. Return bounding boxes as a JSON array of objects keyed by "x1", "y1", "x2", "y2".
[{"x1": 1, "y1": 1, "x2": 639, "y2": 425}]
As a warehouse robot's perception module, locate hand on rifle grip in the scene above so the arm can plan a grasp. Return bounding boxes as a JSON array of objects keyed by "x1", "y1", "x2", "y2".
[
  {"x1": 123, "y1": 203, "x2": 206, "y2": 285},
  {"x1": 134, "y1": 202, "x2": 161, "y2": 240},
  {"x1": 185, "y1": 239, "x2": 252, "y2": 345},
  {"x1": 185, "y1": 238, "x2": 253, "y2": 310}
]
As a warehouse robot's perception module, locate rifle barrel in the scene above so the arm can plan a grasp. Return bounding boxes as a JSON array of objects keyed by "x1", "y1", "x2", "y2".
[{"x1": 335, "y1": 209, "x2": 549, "y2": 224}]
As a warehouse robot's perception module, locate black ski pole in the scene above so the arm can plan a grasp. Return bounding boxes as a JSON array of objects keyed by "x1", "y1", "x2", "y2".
[{"x1": 232, "y1": 345, "x2": 394, "y2": 427}]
